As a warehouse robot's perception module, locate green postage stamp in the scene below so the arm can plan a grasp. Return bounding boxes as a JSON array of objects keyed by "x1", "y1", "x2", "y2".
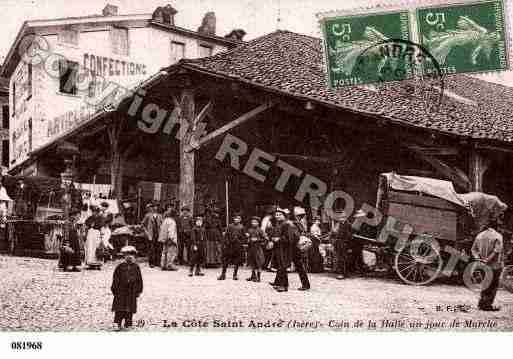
[
  {"x1": 320, "y1": 11, "x2": 411, "y2": 87},
  {"x1": 417, "y1": 0, "x2": 508, "y2": 76}
]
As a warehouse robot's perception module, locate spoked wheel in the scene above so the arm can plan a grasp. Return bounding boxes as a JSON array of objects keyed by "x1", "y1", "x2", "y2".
[{"x1": 394, "y1": 239, "x2": 443, "y2": 285}]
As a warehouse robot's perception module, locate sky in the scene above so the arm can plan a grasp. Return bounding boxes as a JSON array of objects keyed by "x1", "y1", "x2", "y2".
[{"x1": 0, "y1": 0, "x2": 512, "y2": 86}]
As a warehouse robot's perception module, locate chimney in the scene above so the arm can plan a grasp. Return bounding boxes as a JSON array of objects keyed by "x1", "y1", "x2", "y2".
[
  {"x1": 224, "y1": 29, "x2": 246, "y2": 41},
  {"x1": 152, "y1": 4, "x2": 178, "y2": 26},
  {"x1": 102, "y1": 4, "x2": 118, "y2": 16},
  {"x1": 197, "y1": 12, "x2": 216, "y2": 35}
]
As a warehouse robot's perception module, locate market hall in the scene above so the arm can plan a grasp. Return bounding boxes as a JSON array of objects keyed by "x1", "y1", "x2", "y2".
[
  {"x1": 23, "y1": 30, "x2": 513, "y2": 220},
  {"x1": 3, "y1": 22, "x2": 513, "y2": 286}
]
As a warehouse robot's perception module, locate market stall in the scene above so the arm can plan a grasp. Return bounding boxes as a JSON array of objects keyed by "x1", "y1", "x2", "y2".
[{"x1": 0, "y1": 175, "x2": 82, "y2": 258}]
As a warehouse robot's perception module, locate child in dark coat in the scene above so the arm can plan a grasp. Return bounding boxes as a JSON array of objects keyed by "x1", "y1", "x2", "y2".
[
  {"x1": 218, "y1": 213, "x2": 246, "y2": 280},
  {"x1": 246, "y1": 216, "x2": 266, "y2": 282},
  {"x1": 188, "y1": 215, "x2": 206, "y2": 276},
  {"x1": 111, "y1": 246, "x2": 143, "y2": 330}
]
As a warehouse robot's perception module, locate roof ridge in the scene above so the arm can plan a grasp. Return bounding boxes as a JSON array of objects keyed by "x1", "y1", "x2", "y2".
[{"x1": 184, "y1": 30, "x2": 285, "y2": 64}]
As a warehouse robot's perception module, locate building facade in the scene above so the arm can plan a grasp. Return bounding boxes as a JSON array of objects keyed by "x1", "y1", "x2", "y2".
[
  {"x1": 0, "y1": 78, "x2": 9, "y2": 171},
  {"x1": 1, "y1": 4, "x2": 243, "y2": 176}
]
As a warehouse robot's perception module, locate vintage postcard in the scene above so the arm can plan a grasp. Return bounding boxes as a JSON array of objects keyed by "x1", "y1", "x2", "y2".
[{"x1": 1, "y1": 0, "x2": 513, "y2": 356}]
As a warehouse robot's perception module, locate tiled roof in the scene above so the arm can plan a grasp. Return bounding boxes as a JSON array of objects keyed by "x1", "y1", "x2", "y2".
[{"x1": 178, "y1": 30, "x2": 513, "y2": 144}]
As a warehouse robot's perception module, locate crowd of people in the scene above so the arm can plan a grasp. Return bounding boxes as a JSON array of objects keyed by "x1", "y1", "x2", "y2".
[
  {"x1": 58, "y1": 200, "x2": 373, "y2": 283},
  {"x1": 55, "y1": 198, "x2": 509, "y2": 329},
  {"x1": 138, "y1": 202, "x2": 374, "y2": 292}
]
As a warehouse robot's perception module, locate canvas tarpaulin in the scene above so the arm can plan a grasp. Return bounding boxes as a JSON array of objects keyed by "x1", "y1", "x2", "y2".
[
  {"x1": 382, "y1": 173, "x2": 508, "y2": 233},
  {"x1": 382, "y1": 172, "x2": 467, "y2": 207}
]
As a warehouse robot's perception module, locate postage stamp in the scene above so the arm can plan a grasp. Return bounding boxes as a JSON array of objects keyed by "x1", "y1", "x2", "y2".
[
  {"x1": 417, "y1": 0, "x2": 509, "y2": 75},
  {"x1": 320, "y1": 11, "x2": 411, "y2": 87},
  {"x1": 354, "y1": 38, "x2": 445, "y2": 114}
]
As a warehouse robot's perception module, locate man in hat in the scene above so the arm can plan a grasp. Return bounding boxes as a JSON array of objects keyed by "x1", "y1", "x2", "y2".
[
  {"x1": 218, "y1": 212, "x2": 245, "y2": 280},
  {"x1": 177, "y1": 206, "x2": 193, "y2": 265},
  {"x1": 330, "y1": 211, "x2": 352, "y2": 279},
  {"x1": 141, "y1": 201, "x2": 163, "y2": 268},
  {"x1": 290, "y1": 207, "x2": 311, "y2": 290},
  {"x1": 59, "y1": 207, "x2": 82, "y2": 272},
  {"x1": 111, "y1": 246, "x2": 143, "y2": 330},
  {"x1": 270, "y1": 207, "x2": 310, "y2": 292}
]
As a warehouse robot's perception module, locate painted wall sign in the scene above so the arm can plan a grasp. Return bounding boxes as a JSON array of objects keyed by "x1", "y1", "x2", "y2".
[
  {"x1": 83, "y1": 53, "x2": 147, "y2": 77},
  {"x1": 47, "y1": 105, "x2": 95, "y2": 139}
]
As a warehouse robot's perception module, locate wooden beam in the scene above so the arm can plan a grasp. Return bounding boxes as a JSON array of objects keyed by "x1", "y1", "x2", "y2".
[
  {"x1": 271, "y1": 153, "x2": 331, "y2": 163},
  {"x1": 475, "y1": 143, "x2": 513, "y2": 154},
  {"x1": 407, "y1": 145, "x2": 459, "y2": 156},
  {"x1": 194, "y1": 101, "x2": 213, "y2": 125},
  {"x1": 187, "y1": 101, "x2": 275, "y2": 151},
  {"x1": 469, "y1": 149, "x2": 491, "y2": 192},
  {"x1": 178, "y1": 89, "x2": 196, "y2": 212},
  {"x1": 407, "y1": 145, "x2": 471, "y2": 191}
]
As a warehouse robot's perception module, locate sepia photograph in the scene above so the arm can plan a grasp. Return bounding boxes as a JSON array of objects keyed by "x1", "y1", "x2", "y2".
[{"x1": 0, "y1": 0, "x2": 513, "y2": 354}]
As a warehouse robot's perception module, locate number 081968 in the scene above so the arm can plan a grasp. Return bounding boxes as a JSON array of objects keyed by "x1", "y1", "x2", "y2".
[{"x1": 11, "y1": 341, "x2": 43, "y2": 350}]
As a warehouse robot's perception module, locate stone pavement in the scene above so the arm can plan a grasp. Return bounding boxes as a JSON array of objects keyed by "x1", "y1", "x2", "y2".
[{"x1": 0, "y1": 254, "x2": 512, "y2": 331}]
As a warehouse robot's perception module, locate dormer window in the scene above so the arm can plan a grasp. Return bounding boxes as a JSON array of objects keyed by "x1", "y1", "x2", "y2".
[
  {"x1": 58, "y1": 27, "x2": 79, "y2": 46},
  {"x1": 110, "y1": 27, "x2": 129, "y2": 56},
  {"x1": 199, "y1": 44, "x2": 213, "y2": 58}
]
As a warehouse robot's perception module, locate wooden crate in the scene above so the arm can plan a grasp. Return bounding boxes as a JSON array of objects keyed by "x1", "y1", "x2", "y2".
[{"x1": 385, "y1": 191, "x2": 459, "y2": 241}]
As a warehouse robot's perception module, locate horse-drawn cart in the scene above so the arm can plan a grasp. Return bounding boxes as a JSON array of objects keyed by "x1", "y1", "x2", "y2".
[{"x1": 356, "y1": 172, "x2": 508, "y2": 285}]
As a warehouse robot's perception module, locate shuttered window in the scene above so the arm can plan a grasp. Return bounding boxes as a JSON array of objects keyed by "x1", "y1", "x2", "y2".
[
  {"x1": 2, "y1": 140, "x2": 8, "y2": 167},
  {"x1": 198, "y1": 44, "x2": 213, "y2": 58},
  {"x1": 110, "y1": 27, "x2": 129, "y2": 56},
  {"x1": 58, "y1": 28, "x2": 79, "y2": 45},
  {"x1": 171, "y1": 41, "x2": 185, "y2": 63},
  {"x1": 27, "y1": 63, "x2": 32, "y2": 100},
  {"x1": 2, "y1": 105, "x2": 8, "y2": 129},
  {"x1": 59, "y1": 60, "x2": 79, "y2": 95}
]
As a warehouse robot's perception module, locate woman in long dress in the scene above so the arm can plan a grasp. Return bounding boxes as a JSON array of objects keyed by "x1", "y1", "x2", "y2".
[
  {"x1": 100, "y1": 214, "x2": 114, "y2": 261},
  {"x1": 84, "y1": 206, "x2": 104, "y2": 269}
]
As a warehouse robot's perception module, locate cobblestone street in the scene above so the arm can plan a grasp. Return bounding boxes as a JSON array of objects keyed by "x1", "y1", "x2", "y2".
[{"x1": 1, "y1": 254, "x2": 512, "y2": 332}]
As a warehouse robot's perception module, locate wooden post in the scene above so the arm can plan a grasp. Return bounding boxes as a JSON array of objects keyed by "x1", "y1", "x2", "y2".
[
  {"x1": 179, "y1": 89, "x2": 196, "y2": 213},
  {"x1": 469, "y1": 148, "x2": 490, "y2": 192},
  {"x1": 225, "y1": 179, "x2": 229, "y2": 227}
]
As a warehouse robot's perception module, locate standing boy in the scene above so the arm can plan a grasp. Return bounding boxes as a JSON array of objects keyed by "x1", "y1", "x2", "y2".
[
  {"x1": 188, "y1": 215, "x2": 206, "y2": 276},
  {"x1": 177, "y1": 206, "x2": 193, "y2": 265},
  {"x1": 218, "y1": 213, "x2": 245, "y2": 280},
  {"x1": 111, "y1": 246, "x2": 143, "y2": 330},
  {"x1": 330, "y1": 212, "x2": 352, "y2": 279},
  {"x1": 246, "y1": 216, "x2": 266, "y2": 282}
]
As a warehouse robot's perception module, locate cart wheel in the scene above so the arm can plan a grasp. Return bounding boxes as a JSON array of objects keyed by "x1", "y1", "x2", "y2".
[{"x1": 394, "y1": 240, "x2": 442, "y2": 285}]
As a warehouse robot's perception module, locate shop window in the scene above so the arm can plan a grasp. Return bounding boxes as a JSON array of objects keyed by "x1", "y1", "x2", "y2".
[
  {"x1": 58, "y1": 28, "x2": 79, "y2": 46},
  {"x1": 110, "y1": 27, "x2": 129, "y2": 56},
  {"x1": 59, "y1": 60, "x2": 78, "y2": 95},
  {"x1": 2, "y1": 105, "x2": 8, "y2": 129},
  {"x1": 88, "y1": 79, "x2": 96, "y2": 98},
  {"x1": 198, "y1": 44, "x2": 213, "y2": 58},
  {"x1": 2, "y1": 140, "x2": 8, "y2": 167},
  {"x1": 171, "y1": 41, "x2": 185, "y2": 63}
]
